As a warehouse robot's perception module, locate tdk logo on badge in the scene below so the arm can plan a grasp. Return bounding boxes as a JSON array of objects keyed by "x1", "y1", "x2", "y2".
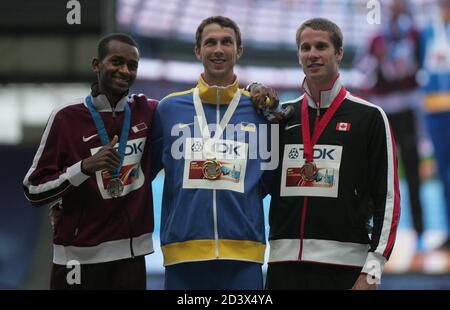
[
  {"x1": 91, "y1": 137, "x2": 146, "y2": 158},
  {"x1": 214, "y1": 142, "x2": 242, "y2": 156},
  {"x1": 312, "y1": 147, "x2": 335, "y2": 160},
  {"x1": 191, "y1": 141, "x2": 242, "y2": 156},
  {"x1": 122, "y1": 142, "x2": 144, "y2": 156},
  {"x1": 113, "y1": 140, "x2": 145, "y2": 156},
  {"x1": 287, "y1": 146, "x2": 336, "y2": 160}
]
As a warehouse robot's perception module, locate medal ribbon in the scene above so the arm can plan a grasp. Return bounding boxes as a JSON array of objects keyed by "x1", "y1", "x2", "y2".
[
  {"x1": 301, "y1": 86, "x2": 347, "y2": 162},
  {"x1": 85, "y1": 95, "x2": 131, "y2": 178},
  {"x1": 193, "y1": 87, "x2": 241, "y2": 157}
]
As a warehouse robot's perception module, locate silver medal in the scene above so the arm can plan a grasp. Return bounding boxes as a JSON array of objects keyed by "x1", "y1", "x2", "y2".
[{"x1": 107, "y1": 178, "x2": 124, "y2": 198}]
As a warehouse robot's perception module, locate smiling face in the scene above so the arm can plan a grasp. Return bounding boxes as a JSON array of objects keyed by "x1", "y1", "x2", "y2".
[
  {"x1": 195, "y1": 23, "x2": 243, "y2": 86},
  {"x1": 298, "y1": 27, "x2": 343, "y2": 89},
  {"x1": 92, "y1": 40, "x2": 139, "y2": 103}
]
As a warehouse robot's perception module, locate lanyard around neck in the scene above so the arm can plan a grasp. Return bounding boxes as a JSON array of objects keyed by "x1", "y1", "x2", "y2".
[
  {"x1": 193, "y1": 86, "x2": 241, "y2": 142},
  {"x1": 85, "y1": 95, "x2": 131, "y2": 178},
  {"x1": 301, "y1": 86, "x2": 347, "y2": 162}
]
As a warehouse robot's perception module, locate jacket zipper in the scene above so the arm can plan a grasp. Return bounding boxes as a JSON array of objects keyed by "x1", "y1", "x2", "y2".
[
  {"x1": 117, "y1": 101, "x2": 134, "y2": 258},
  {"x1": 124, "y1": 209, "x2": 135, "y2": 258},
  {"x1": 298, "y1": 197, "x2": 309, "y2": 260},
  {"x1": 112, "y1": 103, "x2": 116, "y2": 118},
  {"x1": 213, "y1": 88, "x2": 221, "y2": 258},
  {"x1": 299, "y1": 109, "x2": 316, "y2": 259}
]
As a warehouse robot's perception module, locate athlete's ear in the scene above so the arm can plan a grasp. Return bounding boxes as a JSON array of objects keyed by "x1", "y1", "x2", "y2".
[
  {"x1": 92, "y1": 57, "x2": 100, "y2": 73},
  {"x1": 236, "y1": 46, "x2": 243, "y2": 60},
  {"x1": 335, "y1": 47, "x2": 344, "y2": 63},
  {"x1": 298, "y1": 49, "x2": 303, "y2": 68},
  {"x1": 195, "y1": 47, "x2": 202, "y2": 62}
]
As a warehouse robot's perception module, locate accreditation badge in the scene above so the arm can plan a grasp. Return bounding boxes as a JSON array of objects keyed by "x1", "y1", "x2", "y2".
[{"x1": 280, "y1": 144, "x2": 342, "y2": 197}]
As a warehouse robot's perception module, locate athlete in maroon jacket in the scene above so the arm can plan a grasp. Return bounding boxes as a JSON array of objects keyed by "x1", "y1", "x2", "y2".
[{"x1": 23, "y1": 33, "x2": 157, "y2": 289}]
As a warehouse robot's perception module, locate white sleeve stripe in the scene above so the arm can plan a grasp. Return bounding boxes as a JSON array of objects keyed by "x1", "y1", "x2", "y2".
[
  {"x1": 27, "y1": 170, "x2": 71, "y2": 195},
  {"x1": 23, "y1": 101, "x2": 84, "y2": 192},
  {"x1": 346, "y1": 93, "x2": 397, "y2": 255},
  {"x1": 24, "y1": 184, "x2": 71, "y2": 203}
]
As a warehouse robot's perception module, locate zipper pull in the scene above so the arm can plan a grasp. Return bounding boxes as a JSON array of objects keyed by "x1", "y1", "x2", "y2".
[
  {"x1": 74, "y1": 227, "x2": 79, "y2": 237},
  {"x1": 315, "y1": 110, "x2": 320, "y2": 128}
]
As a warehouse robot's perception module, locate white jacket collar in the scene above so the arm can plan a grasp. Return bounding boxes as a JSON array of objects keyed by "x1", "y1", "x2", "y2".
[
  {"x1": 85, "y1": 94, "x2": 128, "y2": 112},
  {"x1": 302, "y1": 76, "x2": 344, "y2": 109}
]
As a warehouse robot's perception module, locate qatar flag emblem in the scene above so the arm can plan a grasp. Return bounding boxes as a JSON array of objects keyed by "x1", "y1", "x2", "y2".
[{"x1": 336, "y1": 122, "x2": 351, "y2": 131}]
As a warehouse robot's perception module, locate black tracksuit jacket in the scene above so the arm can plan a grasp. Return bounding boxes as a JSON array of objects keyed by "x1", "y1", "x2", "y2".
[{"x1": 267, "y1": 79, "x2": 400, "y2": 278}]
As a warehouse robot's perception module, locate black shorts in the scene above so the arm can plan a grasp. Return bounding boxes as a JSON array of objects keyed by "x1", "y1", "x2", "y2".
[
  {"x1": 266, "y1": 262, "x2": 362, "y2": 290},
  {"x1": 50, "y1": 256, "x2": 146, "y2": 290}
]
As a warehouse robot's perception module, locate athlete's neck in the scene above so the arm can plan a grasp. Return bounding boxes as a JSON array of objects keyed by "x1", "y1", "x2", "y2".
[
  {"x1": 306, "y1": 75, "x2": 339, "y2": 104},
  {"x1": 201, "y1": 73, "x2": 236, "y2": 87}
]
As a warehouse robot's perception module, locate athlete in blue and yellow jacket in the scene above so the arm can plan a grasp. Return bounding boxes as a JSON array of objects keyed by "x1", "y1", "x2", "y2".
[
  {"x1": 151, "y1": 16, "x2": 279, "y2": 290},
  {"x1": 151, "y1": 75, "x2": 273, "y2": 289}
]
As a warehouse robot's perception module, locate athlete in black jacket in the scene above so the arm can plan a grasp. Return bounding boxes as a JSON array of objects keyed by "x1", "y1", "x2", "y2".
[{"x1": 265, "y1": 18, "x2": 400, "y2": 290}]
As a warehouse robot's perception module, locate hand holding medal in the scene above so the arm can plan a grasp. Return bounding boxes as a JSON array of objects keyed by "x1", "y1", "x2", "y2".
[
  {"x1": 85, "y1": 96, "x2": 131, "y2": 198},
  {"x1": 81, "y1": 135, "x2": 120, "y2": 175},
  {"x1": 248, "y1": 83, "x2": 279, "y2": 114}
]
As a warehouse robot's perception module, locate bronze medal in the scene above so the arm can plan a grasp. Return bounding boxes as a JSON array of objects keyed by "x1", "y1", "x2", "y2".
[
  {"x1": 107, "y1": 178, "x2": 124, "y2": 198},
  {"x1": 300, "y1": 161, "x2": 318, "y2": 182},
  {"x1": 202, "y1": 159, "x2": 222, "y2": 180}
]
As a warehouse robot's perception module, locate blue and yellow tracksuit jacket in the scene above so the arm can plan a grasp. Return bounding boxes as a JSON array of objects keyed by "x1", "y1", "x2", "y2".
[{"x1": 151, "y1": 76, "x2": 272, "y2": 266}]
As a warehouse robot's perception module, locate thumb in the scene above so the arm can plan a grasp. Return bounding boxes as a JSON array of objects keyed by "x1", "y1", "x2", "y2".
[{"x1": 110, "y1": 135, "x2": 119, "y2": 146}]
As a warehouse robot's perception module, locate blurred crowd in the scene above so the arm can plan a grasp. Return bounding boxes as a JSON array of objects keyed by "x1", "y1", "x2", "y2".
[{"x1": 353, "y1": 0, "x2": 450, "y2": 272}]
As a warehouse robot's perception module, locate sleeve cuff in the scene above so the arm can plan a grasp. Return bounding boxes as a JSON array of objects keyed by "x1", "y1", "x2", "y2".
[
  {"x1": 361, "y1": 252, "x2": 387, "y2": 283},
  {"x1": 67, "y1": 161, "x2": 90, "y2": 187}
]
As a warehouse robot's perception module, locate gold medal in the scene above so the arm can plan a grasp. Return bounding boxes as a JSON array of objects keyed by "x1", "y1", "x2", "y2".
[
  {"x1": 300, "y1": 161, "x2": 318, "y2": 182},
  {"x1": 202, "y1": 159, "x2": 222, "y2": 180},
  {"x1": 107, "y1": 178, "x2": 124, "y2": 198}
]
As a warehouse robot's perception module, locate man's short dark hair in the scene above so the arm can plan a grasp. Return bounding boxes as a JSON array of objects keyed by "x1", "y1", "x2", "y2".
[
  {"x1": 296, "y1": 18, "x2": 343, "y2": 53},
  {"x1": 97, "y1": 33, "x2": 138, "y2": 60},
  {"x1": 195, "y1": 16, "x2": 242, "y2": 49}
]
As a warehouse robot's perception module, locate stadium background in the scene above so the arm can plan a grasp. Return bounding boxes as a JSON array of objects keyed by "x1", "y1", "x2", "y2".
[{"x1": 0, "y1": 0, "x2": 448, "y2": 289}]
